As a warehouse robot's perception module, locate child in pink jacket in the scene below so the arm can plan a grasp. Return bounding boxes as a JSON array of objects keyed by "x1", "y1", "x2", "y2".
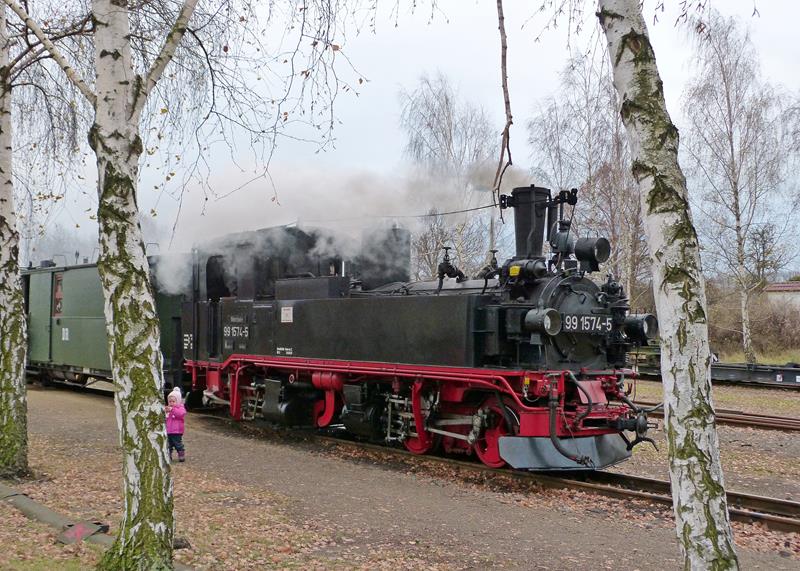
[{"x1": 165, "y1": 387, "x2": 187, "y2": 462}]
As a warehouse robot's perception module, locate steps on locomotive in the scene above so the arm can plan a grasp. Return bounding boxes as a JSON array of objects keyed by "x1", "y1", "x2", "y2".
[{"x1": 240, "y1": 385, "x2": 264, "y2": 421}]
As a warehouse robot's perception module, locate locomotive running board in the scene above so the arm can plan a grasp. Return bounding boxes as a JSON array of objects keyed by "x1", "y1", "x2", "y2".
[{"x1": 498, "y1": 434, "x2": 631, "y2": 471}]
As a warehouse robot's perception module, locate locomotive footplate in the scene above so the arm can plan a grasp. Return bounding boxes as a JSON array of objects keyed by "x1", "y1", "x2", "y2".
[{"x1": 498, "y1": 434, "x2": 631, "y2": 471}]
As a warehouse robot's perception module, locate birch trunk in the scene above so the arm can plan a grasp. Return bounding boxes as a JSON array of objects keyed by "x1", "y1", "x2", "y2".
[
  {"x1": 597, "y1": 1, "x2": 739, "y2": 568},
  {"x1": 734, "y1": 209, "x2": 756, "y2": 364},
  {"x1": 91, "y1": 0, "x2": 172, "y2": 567},
  {"x1": 737, "y1": 270, "x2": 755, "y2": 363},
  {"x1": 623, "y1": 227, "x2": 635, "y2": 299},
  {"x1": 0, "y1": 7, "x2": 28, "y2": 478}
]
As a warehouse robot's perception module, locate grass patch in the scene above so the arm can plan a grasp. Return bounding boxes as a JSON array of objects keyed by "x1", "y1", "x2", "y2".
[
  {"x1": 631, "y1": 380, "x2": 800, "y2": 416},
  {"x1": 718, "y1": 349, "x2": 800, "y2": 365}
]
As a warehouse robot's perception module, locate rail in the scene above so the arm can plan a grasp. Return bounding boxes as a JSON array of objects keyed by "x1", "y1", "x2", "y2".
[
  {"x1": 271, "y1": 427, "x2": 800, "y2": 534},
  {"x1": 634, "y1": 402, "x2": 800, "y2": 433},
  {"x1": 578, "y1": 472, "x2": 800, "y2": 534},
  {"x1": 635, "y1": 362, "x2": 800, "y2": 390}
]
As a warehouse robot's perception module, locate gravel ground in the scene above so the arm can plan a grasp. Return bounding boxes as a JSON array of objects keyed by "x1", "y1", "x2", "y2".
[{"x1": 2, "y1": 385, "x2": 798, "y2": 570}]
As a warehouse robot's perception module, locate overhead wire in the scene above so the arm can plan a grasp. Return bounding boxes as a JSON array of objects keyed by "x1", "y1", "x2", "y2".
[{"x1": 300, "y1": 202, "x2": 498, "y2": 224}]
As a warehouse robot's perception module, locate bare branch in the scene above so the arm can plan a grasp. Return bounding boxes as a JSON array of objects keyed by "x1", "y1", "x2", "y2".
[
  {"x1": 491, "y1": 0, "x2": 512, "y2": 201},
  {"x1": 135, "y1": 0, "x2": 198, "y2": 116},
  {"x1": 2, "y1": 0, "x2": 96, "y2": 105}
]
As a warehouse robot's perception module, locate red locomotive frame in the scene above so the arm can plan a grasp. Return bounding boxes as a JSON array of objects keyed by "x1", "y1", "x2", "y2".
[{"x1": 186, "y1": 354, "x2": 636, "y2": 469}]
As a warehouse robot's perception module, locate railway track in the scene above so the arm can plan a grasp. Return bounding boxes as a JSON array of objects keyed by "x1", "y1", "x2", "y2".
[
  {"x1": 634, "y1": 362, "x2": 800, "y2": 390},
  {"x1": 188, "y1": 412, "x2": 800, "y2": 535},
  {"x1": 577, "y1": 472, "x2": 800, "y2": 534},
  {"x1": 305, "y1": 431, "x2": 800, "y2": 534},
  {"x1": 635, "y1": 401, "x2": 800, "y2": 432}
]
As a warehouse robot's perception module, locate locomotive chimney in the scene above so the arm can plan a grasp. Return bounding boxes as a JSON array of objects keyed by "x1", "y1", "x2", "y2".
[{"x1": 511, "y1": 185, "x2": 551, "y2": 259}]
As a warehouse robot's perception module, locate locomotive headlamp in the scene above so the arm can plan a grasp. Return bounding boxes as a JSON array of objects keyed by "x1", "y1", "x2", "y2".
[
  {"x1": 524, "y1": 308, "x2": 562, "y2": 336},
  {"x1": 575, "y1": 237, "x2": 611, "y2": 272},
  {"x1": 624, "y1": 313, "x2": 659, "y2": 342}
]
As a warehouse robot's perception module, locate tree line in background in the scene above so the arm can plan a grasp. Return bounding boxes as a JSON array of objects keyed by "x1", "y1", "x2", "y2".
[
  {"x1": 405, "y1": 12, "x2": 799, "y2": 364},
  {"x1": 523, "y1": 12, "x2": 799, "y2": 362}
]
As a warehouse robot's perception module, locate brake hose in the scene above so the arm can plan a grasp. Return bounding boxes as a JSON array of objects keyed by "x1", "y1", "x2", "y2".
[
  {"x1": 548, "y1": 383, "x2": 592, "y2": 467},
  {"x1": 567, "y1": 372, "x2": 593, "y2": 426}
]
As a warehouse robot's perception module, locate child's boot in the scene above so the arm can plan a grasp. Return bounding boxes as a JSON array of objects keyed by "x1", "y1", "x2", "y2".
[{"x1": 178, "y1": 450, "x2": 185, "y2": 463}]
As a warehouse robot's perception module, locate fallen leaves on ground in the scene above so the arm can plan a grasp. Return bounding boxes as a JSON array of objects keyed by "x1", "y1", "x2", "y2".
[
  {"x1": 0, "y1": 501, "x2": 104, "y2": 569},
  {"x1": 2, "y1": 436, "x2": 464, "y2": 570}
]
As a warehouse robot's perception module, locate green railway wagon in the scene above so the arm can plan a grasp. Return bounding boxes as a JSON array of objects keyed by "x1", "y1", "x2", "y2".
[{"x1": 22, "y1": 261, "x2": 185, "y2": 389}]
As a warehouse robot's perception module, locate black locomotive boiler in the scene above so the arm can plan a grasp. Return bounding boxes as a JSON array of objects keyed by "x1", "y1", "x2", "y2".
[{"x1": 184, "y1": 185, "x2": 657, "y2": 470}]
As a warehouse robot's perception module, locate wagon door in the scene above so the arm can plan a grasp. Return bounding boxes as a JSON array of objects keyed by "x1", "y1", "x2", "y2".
[
  {"x1": 27, "y1": 271, "x2": 53, "y2": 363},
  {"x1": 251, "y1": 303, "x2": 275, "y2": 356}
]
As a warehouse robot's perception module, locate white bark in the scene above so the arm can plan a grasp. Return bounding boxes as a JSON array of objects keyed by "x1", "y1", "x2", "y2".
[
  {"x1": 730, "y1": 124, "x2": 756, "y2": 364},
  {"x1": 136, "y1": 0, "x2": 197, "y2": 116},
  {"x1": 597, "y1": 1, "x2": 739, "y2": 569},
  {"x1": 90, "y1": 1, "x2": 174, "y2": 568},
  {"x1": 738, "y1": 277, "x2": 755, "y2": 363},
  {"x1": 0, "y1": 6, "x2": 28, "y2": 478},
  {"x1": 5, "y1": 0, "x2": 197, "y2": 566},
  {"x1": 90, "y1": 2, "x2": 198, "y2": 567}
]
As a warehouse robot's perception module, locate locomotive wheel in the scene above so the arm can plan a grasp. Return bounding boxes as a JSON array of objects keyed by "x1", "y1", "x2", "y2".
[
  {"x1": 404, "y1": 433, "x2": 440, "y2": 455},
  {"x1": 473, "y1": 398, "x2": 518, "y2": 468},
  {"x1": 403, "y1": 380, "x2": 438, "y2": 455},
  {"x1": 184, "y1": 389, "x2": 205, "y2": 410}
]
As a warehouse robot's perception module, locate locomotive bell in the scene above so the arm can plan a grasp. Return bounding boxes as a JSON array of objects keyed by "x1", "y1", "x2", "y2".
[{"x1": 524, "y1": 308, "x2": 562, "y2": 336}]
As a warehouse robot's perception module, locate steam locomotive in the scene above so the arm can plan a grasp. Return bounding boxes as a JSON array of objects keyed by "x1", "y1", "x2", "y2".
[
  {"x1": 183, "y1": 185, "x2": 657, "y2": 470},
  {"x1": 23, "y1": 184, "x2": 656, "y2": 470}
]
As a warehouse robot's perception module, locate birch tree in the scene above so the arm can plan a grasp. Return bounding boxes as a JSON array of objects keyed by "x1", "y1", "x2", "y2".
[
  {"x1": 0, "y1": 7, "x2": 26, "y2": 479},
  {"x1": 597, "y1": 1, "x2": 739, "y2": 567},
  {"x1": 683, "y1": 13, "x2": 800, "y2": 363},
  {"x1": 3, "y1": 1, "x2": 199, "y2": 566},
  {"x1": 7, "y1": 1, "x2": 360, "y2": 567},
  {"x1": 400, "y1": 73, "x2": 498, "y2": 274},
  {"x1": 0, "y1": 6, "x2": 91, "y2": 478}
]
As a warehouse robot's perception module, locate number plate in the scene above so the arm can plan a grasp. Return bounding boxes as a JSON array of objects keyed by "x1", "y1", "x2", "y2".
[
  {"x1": 561, "y1": 314, "x2": 612, "y2": 334},
  {"x1": 223, "y1": 325, "x2": 249, "y2": 338}
]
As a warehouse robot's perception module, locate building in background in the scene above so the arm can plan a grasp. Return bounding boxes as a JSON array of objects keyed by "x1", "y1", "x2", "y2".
[{"x1": 764, "y1": 281, "x2": 800, "y2": 309}]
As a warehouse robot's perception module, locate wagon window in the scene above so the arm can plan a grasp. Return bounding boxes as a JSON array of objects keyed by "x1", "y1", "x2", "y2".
[
  {"x1": 22, "y1": 274, "x2": 30, "y2": 313},
  {"x1": 52, "y1": 273, "x2": 64, "y2": 316}
]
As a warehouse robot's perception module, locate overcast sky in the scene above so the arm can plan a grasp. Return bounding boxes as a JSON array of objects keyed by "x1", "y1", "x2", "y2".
[{"x1": 42, "y1": 0, "x2": 800, "y2": 254}]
